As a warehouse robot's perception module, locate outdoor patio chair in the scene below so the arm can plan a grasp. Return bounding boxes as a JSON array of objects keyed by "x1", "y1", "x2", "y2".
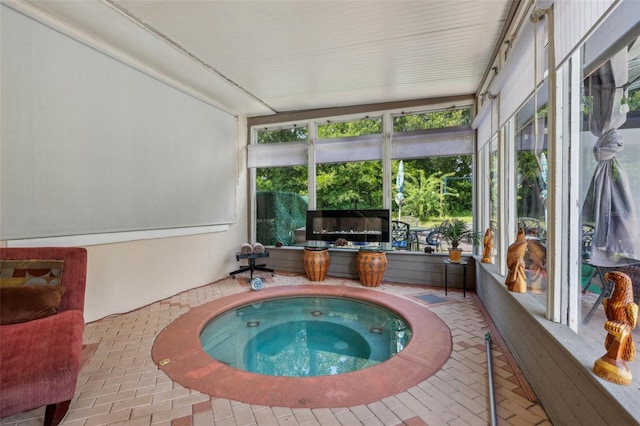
[
  {"x1": 392, "y1": 220, "x2": 416, "y2": 250},
  {"x1": 424, "y1": 228, "x2": 442, "y2": 252}
]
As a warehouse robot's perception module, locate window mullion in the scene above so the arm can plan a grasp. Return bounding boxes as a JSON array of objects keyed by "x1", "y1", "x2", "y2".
[
  {"x1": 383, "y1": 112, "x2": 392, "y2": 251},
  {"x1": 499, "y1": 120, "x2": 513, "y2": 277},
  {"x1": 546, "y1": 42, "x2": 561, "y2": 323},
  {"x1": 567, "y1": 51, "x2": 582, "y2": 332},
  {"x1": 308, "y1": 122, "x2": 317, "y2": 210}
]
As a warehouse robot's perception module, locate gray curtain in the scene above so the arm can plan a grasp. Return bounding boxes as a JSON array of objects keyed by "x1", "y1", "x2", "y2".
[{"x1": 582, "y1": 49, "x2": 640, "y2": 265}]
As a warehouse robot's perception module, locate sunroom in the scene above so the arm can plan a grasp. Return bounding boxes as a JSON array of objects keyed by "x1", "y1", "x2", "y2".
[{"x1": 2, "y1": 0, "x2": 640, "y2": 424}]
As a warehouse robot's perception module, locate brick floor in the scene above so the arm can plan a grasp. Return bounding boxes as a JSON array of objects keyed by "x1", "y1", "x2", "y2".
[{"x1": 0, "y1": 273, "x2": 552, "y2": 425}]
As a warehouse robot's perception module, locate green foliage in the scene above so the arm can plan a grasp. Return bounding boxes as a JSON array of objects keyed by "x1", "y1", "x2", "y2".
[
  {"x1": 315, "y1": 117, "x2": 384, "y2": 210},
  {"x1": 255, "y1": 128, "x2": 308, "y2": 198},
  {"x1": 257, "y1": 127, "x2": 307, "y2": 143},
  {"x1": 256, "y1": 166, "x2": 307, "y2": 195},
  {"x1": 256, "y1": 191, "x2": 308, "y2": 245},
  {"x1": 393, "y1": 156, "x2": 472, "y2": 219},
  {"x1": 255, "y1": 109, "x2": 477, "y2": 238},
  {"x1": 393, "y1": 108, "x2": 471, "y2": 131},
  {"x1": 402, "y1": 170, "x2": 458, "y2": 220},
  {"x1": 317, "y1": 118, "x2": 382, "y2": 138},
  {"x1": 317, "y1": 161, "x2": 383, "y2": 209},
  {"x1": 627, "y1": 88, "x2": 640, "y2": 111},
  {"x1": 440, "y1": 218, "x2": 481, "y2": 249},
  {"x1": 583, "y1": 88, "x2": 639, "y2": 114},
  {"x1": 516, "y1": 150, "x2": 546, "y2": 218}
]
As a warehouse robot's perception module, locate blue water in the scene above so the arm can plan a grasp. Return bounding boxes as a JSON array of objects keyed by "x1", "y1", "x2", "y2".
[{"x1": 200, "y1": 296, "x2": 411, "y2": 377}]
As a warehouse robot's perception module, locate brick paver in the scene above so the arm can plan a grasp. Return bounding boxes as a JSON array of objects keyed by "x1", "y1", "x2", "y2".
[{"x1": 0, "y1": 275, "x2": 551, "y2": 426}]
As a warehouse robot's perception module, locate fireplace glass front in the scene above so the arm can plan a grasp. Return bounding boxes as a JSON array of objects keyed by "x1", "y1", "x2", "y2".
[{"x1": 305, "y1": 209, "x2": 390, "y2": 243}]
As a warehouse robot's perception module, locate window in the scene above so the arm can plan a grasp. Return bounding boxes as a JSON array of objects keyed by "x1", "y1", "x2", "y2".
[
  {"x1": 250, "y1": 106, "x2": 475, "y2": 250},
  {"x1": 254, "y1": 125, "x2": 309, "y2": 245},
  {"x1": 393, "y1": 108, "x2": 471, "y2": 131},
  {"x1": 257, "y1": 126, "x2": 308, "y2": 144},
  {"x1": 391, "y1": 108, "x2": 474, "y2": 252},
  {"x1": 489, "y1": 136, "x2": 499, "y2": 233},
  {"x1": 513, "y1": 88, "x2": 548, "y2": 303},
  {"x1": 578, "y1": 37, "x2": 640, "y2": 347},
  {"x1": 316, "y1": 117, "x2": 383, "y2": 210}
]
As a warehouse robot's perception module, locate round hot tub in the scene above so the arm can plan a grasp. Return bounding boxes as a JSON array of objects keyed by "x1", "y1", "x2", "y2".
[
  {"x1": 199, "y1": 296, "x2": 411, "y2": 377},
  {"x1": 152, "y1": 285, "x2": 452, "y2": 408}
]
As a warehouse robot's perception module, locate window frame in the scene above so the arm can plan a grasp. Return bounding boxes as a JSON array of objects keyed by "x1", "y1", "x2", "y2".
[{"x1": 249, "y1": 104, "x2": 477, "y2": 251}]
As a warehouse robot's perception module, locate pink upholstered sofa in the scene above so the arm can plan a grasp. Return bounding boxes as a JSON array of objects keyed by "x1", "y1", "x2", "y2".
[{"x1": 0, "y1": 247, "x2": 87, "y2": 425}]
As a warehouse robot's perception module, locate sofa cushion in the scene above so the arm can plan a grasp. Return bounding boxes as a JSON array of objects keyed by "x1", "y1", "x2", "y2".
[
  {"x1": 0, "y1": 260, "x2": 64, "y2": 288},
  {"x1": 0, "y1": 285, "x2": 66, "y2": 325}
]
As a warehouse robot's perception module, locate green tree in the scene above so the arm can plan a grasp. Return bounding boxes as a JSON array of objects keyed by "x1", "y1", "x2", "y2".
[
  {"x1": 516, "y1": 150, "x2": 546, "y2": 218},
  {"x1": 256, "y1": 127, "x2": 309, "y2": 196},
  {"x1": 256, "y1": 166, "x2": 307, "y2": 195},
  {"x1": 317, "y1": 161, "x2": 383, "y2": 209},
  {"x1": 626, "y1": 87, "x2": 640, "y2": 111},
  {"x1": 258, "y1": 127, "x2": 307, "y2": 144},
  {"x1": 392, "y1": 109, "x2": 473, "y2": 218},
  {"x1": 317, "y1": 118, "x2": 382, "y2": 137},
  {"x1": 393, "y1": 108, "x2": 470, "y2": 131},
  {"x1": 257, "y1": 109, "x2": 476, "y2": 236},
  {"x1": 402, "y1": 170, "x2": 458, "y2": 220},
  {"x1": 393, "y1": 156, "x2": 472, "y2": 219},
  {"x1": 316, "y1": 117, "x2": 384, "y2": 209}
]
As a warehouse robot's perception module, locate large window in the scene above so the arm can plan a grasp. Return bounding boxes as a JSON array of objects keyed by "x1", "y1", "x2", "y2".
[
  {"x1": 316, "y1": 117, "x2": 383, "y2": 210},
  {"x1": 392, "y1": 109, "x2": 473, "y2": 221},
  {"x1": 390, "y1": 109, "x2": 474, "y2": 252},
  {"x1": 472, "y1": 2, "x2": 640, "y2": 349},
  {"x1": 255, "y1": 125, "x2": 309, "y2": 245},
  {"x1": 250, "y1": 106, "x2": 475, "y2": 250},
  {"x1": 514, "y1": 88, "x2": 548, "y2": 302},
  {"x1": 578, "y1": 37, "x2": 640, "y2": 349},
  {"x1": 393, "y1": 109, "x2": 471, "y2": 132},
  {"x1": 487, "y1": 135, "x2": 499, "y2": 263},
  {"x1": 391, "y1": 158, "x2": 472, "y2": 222}
]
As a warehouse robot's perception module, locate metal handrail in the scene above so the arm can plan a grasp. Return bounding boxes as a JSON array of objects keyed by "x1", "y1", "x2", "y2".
[{"x1": 485, "y1": 333, "x2": 498, "y2": 426}]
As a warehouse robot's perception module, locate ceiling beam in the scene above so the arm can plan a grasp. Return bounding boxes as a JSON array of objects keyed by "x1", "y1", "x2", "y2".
[{"x1": 248, "y1": 95, "x2": 474, "y2": 127}]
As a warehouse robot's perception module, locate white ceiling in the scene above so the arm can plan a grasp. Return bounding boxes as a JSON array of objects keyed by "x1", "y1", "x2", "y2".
[{"x1": 25, "y1": 0, "x2": 516, "y2": 117}]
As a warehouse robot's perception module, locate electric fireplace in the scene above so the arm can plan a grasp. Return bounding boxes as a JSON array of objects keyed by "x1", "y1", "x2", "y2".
[{"x1": 305, "y1": 209, "x2": 390, "y2": 243}]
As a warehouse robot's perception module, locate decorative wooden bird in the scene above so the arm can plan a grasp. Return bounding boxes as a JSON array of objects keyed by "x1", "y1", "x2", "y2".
[
  {"x1": 481, "y1": 228, "x2": 494, "y2": 264},
  {"x1": 593, "y1": 271, "x2": 638, "y2": 385},
  {"x1": 603, "y1": 271, "x2": 638, "y2": 361},
  {"x1": 505, "y1": 228, "x2": 527, "y2": 293}
]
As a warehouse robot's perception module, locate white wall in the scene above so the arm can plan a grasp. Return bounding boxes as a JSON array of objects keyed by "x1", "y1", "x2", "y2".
[
  {"x1": 82, "y1": 116, "x2": 248, "y2": 322},
  {"x1": 1, "y1": 4, "x2": 238, "y2": 239},
  {"x1": 83, "y1": 225, "x2": 246, "y2": 323},
  {"x1": 5, "y1": 114, "x2": 249, "y2": 323},
  {"x1": 2, "y1": 149, "x2": 248, "y2": 324},
  {"x1": 0, "y1": 1, "x2": 251, "y2": 321}
]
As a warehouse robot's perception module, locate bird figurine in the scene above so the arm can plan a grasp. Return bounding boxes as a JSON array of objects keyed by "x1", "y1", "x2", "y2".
[
  {"x1": 481, "y1": 228, "x2": 494, "y2": 264},
  {"x1": 505, "y1": 228, "x2": 528, "y2": 293},
  {"x1": 592, "y1": 271, "x2": 638, "y2": 385}
]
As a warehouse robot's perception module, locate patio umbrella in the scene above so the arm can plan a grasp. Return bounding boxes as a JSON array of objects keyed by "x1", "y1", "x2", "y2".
[
  {"x1": 538, "y1": 152, "x2": 547, "y2": 202},
  {"x1": 537, "y1": 151, "x2": 548, "y2": 240},
  {"x1": 395, "y1": 160, "x2": 405, "y2": 220},
  {"x1": 582, "y1": 49, "x2": 640, "y2": 265}
]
